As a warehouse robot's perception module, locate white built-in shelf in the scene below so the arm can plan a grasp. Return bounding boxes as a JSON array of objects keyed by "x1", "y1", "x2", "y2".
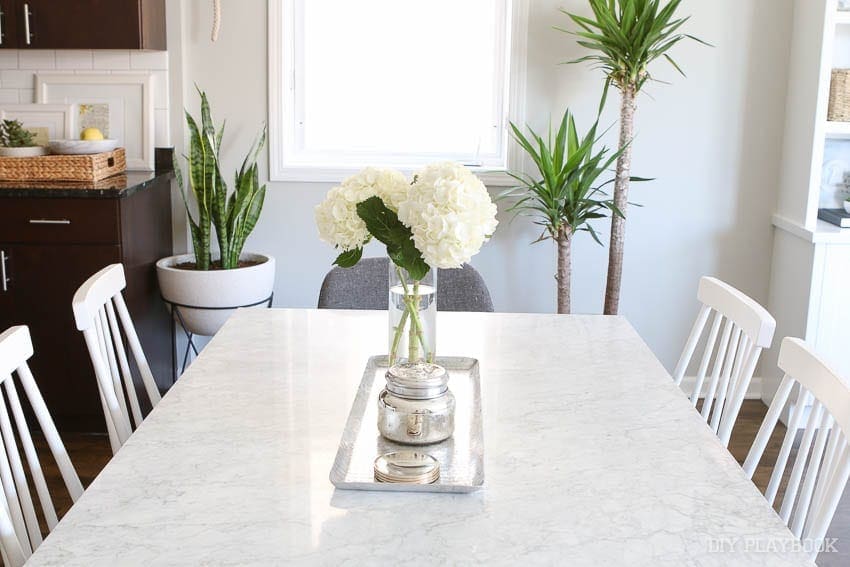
[
  {"x1": 773, "y1": 214, "x2": 850, "y2": 244},
  {"x1": 837, "y1": 11, "x2": 850, "y2": 25},
  {"x1": 825, "y1": 121, "x2": 850, "y2": 139}
]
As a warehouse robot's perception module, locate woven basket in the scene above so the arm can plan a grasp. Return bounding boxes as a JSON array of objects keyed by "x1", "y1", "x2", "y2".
[
  {"x1": 829, "y1": 69, "x2": 850, "y2": 122},
  {"x1": 0, "y1": 148, "x2": 126, "y2": 182},
  {"x1": 0, "y1": 174, "x2": 128, "y2": 190}
]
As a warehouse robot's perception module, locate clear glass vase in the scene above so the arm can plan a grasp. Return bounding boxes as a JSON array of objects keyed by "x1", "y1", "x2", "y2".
[{"x1": 388, "y1": 262, "x2": 436, "y2": 366}]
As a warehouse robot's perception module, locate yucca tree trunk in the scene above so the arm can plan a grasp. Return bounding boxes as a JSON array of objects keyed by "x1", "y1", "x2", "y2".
[
  {"x1": 556, "y1": 226, "x2": 573, "y2": 315},
  {"x1": 604, "y1": 84, "x2": 637, "y2": 315}
]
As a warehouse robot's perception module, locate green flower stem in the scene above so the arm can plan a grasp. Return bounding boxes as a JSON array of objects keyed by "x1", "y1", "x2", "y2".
[
  {"x1": 408, "y1": 281, "x2": 420, "y2": 362},
  {"x1": 390, "y1": 265, "x2": 432, "y2": 364},
  {"x1": 390, "y1": 266, "x2": 414, "y2": 364},
  {"x1": 405, "y1": 280, "x2": 432, "y2": 362},
  {"x1": 389, "y1": 308, "x2": 408, "y2": 366}
]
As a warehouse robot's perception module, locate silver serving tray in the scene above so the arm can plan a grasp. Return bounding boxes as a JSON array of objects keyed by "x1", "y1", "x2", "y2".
[{"x1": 330, "y1": 356, "x2": 484, "y2": 493}]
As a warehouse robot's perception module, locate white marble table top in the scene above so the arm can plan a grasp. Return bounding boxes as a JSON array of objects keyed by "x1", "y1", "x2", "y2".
[{"x1": 29, "y1": 309, "x2": 813, "y2": 566}]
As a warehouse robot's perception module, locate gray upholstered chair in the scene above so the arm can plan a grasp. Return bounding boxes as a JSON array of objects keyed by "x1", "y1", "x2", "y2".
[{"x1": 318, "y1": 257, "x2": 494, "y2": 312}]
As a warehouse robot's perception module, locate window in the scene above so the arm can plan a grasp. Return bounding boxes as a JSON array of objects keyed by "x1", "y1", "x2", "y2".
[{"x1": 269, "y1": 0, "x2": 527, "y2": 183}]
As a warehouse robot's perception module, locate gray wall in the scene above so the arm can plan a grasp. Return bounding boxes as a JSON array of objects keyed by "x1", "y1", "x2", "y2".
[{"x1": 168, "y1": 0, "x2": 793, "y2": 370}]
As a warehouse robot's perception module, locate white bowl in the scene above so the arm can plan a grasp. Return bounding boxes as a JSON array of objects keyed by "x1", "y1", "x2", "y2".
[
  {"x1": 0, "y1": 146, "x2": 48, "y2": 157},
  {"x1": 48, "y1": 139, "x2": 119, "y2": 155}
]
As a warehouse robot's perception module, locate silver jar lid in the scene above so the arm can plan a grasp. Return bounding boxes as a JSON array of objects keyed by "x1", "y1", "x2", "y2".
[
  {"x1": 374, "y1": 451, "x2": 440, "y2": 484},
  {"x1": 385, "y1": 363, "x2": 449, "y2": 399}
]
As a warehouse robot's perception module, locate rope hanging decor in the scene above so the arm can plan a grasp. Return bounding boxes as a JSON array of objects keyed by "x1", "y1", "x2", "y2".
[{"x1": 211, "y1": 0, "x2": 221, "y2": 42}]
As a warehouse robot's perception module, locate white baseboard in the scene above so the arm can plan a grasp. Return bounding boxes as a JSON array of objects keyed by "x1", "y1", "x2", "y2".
[{"x1": 678, "y1": 376, "x2": 764, "y2": 400}]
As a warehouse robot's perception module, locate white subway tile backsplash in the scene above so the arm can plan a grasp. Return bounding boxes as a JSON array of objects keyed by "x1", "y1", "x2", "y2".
[
  {"x1": 93, "y1": 50, "x2": 131, "y2": 70},
  {"x1": 55, "y1": 51, "x2": 93, "y2": 70},
  {"x1": 130, "y1": 51, "x2": 167, "y2": 70},
  {"x1": 0, "y1": 70, "x2": 34, "y2": 89},
  {"x1": 18, "y1": 50, "x2": 55, "y2": 69},
  {"x1": 0, "y1": 49, "x2": 170, "y2": 147},
  {"x1": 0, "y1": 52, "x2": 18, "y2": 70}
]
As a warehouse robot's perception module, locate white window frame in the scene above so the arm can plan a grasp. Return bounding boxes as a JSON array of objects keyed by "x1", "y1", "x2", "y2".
[{"x1": 268, "y1": 0, "x2": 528, "y2": 185}]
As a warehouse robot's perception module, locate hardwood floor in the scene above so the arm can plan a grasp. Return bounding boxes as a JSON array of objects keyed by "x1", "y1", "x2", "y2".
[
  {"x1": 726, "y1": 399, "x2": 790, "y2": 492},
  {"x1": 33, "y1": 432, "x2": 112, "y2": 521},
  {"x1": 27, "y1": 401, "x2": 850, "y2": 565}
]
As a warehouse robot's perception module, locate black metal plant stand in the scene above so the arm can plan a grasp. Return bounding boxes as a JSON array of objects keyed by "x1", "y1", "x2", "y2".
[{"x1": 163, "y1": 294, "x2": 274, "y2": 382}]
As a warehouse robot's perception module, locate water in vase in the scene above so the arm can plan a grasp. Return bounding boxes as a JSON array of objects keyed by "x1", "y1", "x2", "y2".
[{"x1": 388, "y1": 278, "x2": 437, "y2": 366}]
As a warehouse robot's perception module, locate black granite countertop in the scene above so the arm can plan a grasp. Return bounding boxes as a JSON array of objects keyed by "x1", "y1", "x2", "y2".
[{"x1": 0, "y1": 171, "x2": 173, "y2": 199}]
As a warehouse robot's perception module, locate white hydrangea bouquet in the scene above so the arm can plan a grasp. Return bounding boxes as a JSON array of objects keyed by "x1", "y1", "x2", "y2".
[{"x1": 315, "y1": 162, "x2": 498, "y2": 365}]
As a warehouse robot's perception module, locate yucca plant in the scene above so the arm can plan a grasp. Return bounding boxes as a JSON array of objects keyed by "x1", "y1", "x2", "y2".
[
  {"x1": 561, "y1": 0, "x2": 707, "y2": 315},
  {"x1": 500, "y1": 109, "x2": 624, "y2": 314},
  {"x1": 176, "y1": 89, "x2": 267, "y2": 270}
]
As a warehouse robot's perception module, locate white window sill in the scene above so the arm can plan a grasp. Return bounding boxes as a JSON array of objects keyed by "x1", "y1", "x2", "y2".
[{"x1": 269, "y1": 166, "x2": 518, "y2": 187}]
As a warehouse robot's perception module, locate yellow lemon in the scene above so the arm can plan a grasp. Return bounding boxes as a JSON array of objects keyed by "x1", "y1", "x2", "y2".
[{"x1": 80, "y1": 127, "x2": 104, "y2": 141}]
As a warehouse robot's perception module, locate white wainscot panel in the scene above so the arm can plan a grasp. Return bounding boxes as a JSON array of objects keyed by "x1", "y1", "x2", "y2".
[{"x1": 813, "y1": 243, "x2": 850, "y2": 379}]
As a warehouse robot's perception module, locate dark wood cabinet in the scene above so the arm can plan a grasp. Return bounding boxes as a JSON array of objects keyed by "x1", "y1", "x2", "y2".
[
  {"x1": 0, "y1": 173, "x2": 173, "y2": 432},
  {"x1": 0, "y1": 1, "x2": 19, "y2": 48},
  {"x1": 0, "y1": 0, "x2": 165, "y2": 50}
]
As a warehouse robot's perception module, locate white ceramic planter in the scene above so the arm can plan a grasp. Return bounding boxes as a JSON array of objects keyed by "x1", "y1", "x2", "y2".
[
  {"x1": 156, "y1": 252, "x2": 276, "y2": 336},
  {"x1": 844, "y1": 200, "x2": 850, "y2": 214},
  {"x1": 0, "y1": 146, "x2": 47, "y2": 157}
]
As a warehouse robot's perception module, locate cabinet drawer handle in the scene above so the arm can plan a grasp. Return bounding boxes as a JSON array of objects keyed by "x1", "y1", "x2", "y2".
[
  {"x1": 29, "y1": 219, "x2": 71, "y2": 225},
  {"x1": 1, "y1": 250, "x2": 8, "y2": 292},
  {"x1": 0, "y1": 7, "x2": 5, "y2": 46},
  {"x1": 23, "y1": 3, "x2": 31, "y2": 45}
]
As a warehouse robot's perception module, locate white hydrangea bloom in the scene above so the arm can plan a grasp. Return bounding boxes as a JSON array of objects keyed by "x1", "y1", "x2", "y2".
[
  {"x1": 398, "y1": 162, "x2": 498, "y2": 269},
  {"x1": 314, "y1": 167, "x2": 409, "y2": 251}
]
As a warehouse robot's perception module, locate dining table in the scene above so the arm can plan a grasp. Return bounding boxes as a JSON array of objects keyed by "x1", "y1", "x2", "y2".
[{"x1": 28, "y1": 308, "x2": 814, "y2": 566}]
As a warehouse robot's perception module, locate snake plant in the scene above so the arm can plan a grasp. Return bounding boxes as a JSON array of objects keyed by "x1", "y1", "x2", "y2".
[{"x1": 175, "y1": 89, "x2": 267, "y2": 270}]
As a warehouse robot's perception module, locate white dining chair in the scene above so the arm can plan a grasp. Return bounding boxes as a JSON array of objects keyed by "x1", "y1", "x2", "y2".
[
  {"x1": 72, "y1": 264, "x2": 162, "y2": 454},
  {"x1": 672, "y1": 276, "x2": 776, "y2": 447},
  {"x1": 0, "y1": 325, "x2": 84, "y2": 566},
  {"x1": 743, "y1": 337, "x2": 850, "y2": 559}
]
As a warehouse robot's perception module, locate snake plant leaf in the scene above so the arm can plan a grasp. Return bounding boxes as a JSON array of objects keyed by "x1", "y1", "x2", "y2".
[
  {"x1": 176, "y1": 89, "x2": 267, "y2": 270},
  {"x1": 197, "y1": 91, "x2": 230, "y2": 267},
  {"x1": 173, "y1": 154, "x2": 194, "y2": 224},
  {"x1": 184, "y1": 112, "x2": 213, "y2": 269},
  {"x1": 212, "y1": 160, "x2": 230, "y2": 266},
  {"x1": 174, "y1": 157, "x2": 205, "y2": 266},
  {"x1": 238, "y1": 177, "x2": 266, "y2": 255},
  {"x1": 215, "y1": 120, "x2": 225, "y2": 153}
]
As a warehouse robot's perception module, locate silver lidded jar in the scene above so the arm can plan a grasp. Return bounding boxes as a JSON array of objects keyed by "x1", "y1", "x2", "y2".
[{"x1": 377, "y1": 363, "x2": 455, "y2": 445}]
